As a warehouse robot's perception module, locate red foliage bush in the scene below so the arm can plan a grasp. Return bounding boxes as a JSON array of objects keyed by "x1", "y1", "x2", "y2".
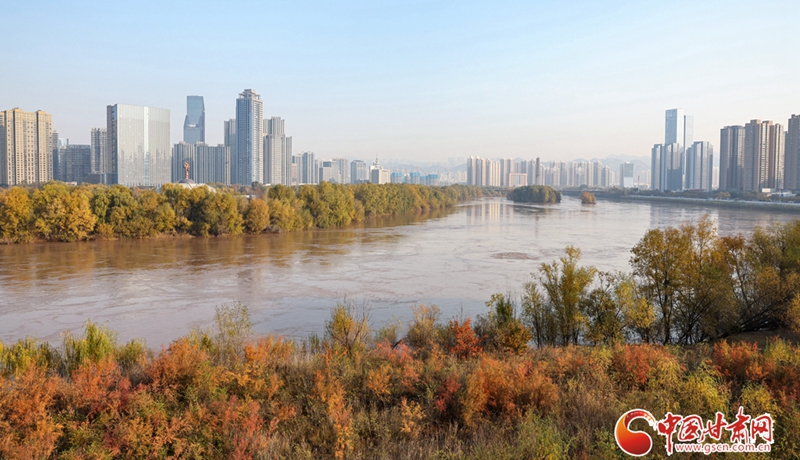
[
  {"x1": 713, "y1": 341, "x2": 800, "y2": 406},
  {"x1": 611, "y1": 344, "x2": 678, "y2": 390},
  {"x1": 445, "y1": 318, "x2": 482, "y2": 359},
  {"x1": 0, "y1": 366, "x2": 62, "y2": 459}
]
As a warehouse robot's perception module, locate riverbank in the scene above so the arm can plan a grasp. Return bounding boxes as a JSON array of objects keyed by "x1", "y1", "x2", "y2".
[
  {"x1": 561, "y1": 190, "x2": 800, "y2": 213},
  {"x1": 1, "y1": 306, "x2": 797, "y2": 459},
  {"x1": 617, "y1": 194, "x2": 800, "y2": 212}
]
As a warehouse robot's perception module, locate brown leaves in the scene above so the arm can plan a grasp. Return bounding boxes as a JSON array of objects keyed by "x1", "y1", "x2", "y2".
[{"x1": 0, "y1": 365, "x2": 62, "y2": 459}]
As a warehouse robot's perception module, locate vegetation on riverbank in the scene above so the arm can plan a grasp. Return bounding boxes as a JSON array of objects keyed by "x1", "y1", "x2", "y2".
[
  {"x1": 580, "y1": 191, "x2": 596, "y2": 204},
  {"x1": 506, "y1": 185, "x2": 561, "y2": 204},
  {"x1": 0, "y1": 182, "x2": 483, "y2": 243},
  {"x1": 3, "y1": 217, "x2": 800, "y2": 458}
]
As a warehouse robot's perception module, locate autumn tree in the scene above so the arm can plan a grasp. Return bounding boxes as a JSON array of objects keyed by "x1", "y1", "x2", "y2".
[
  {"x1": 630, "y1": 225, "x2": 691, "y2": 344},
  {"x1": 672, "y1": 217, "x2": 735, "y2": 344},
  {"x1": 324, "y1": 301, "x2": 371, "y2": 357},
  {"x1": 32, "y1": 183, "x2": 97, "y2": 242},
  {"x1": 243, "y1": 198, "x2": 270, "y2": 233},
  {"x1": 523, "y1": 246, "x2": 595, "y2": 346},
  {"x1": 475, "y1": 293, "x2": 532, "y2": 353},
  {"x1": 723, "y1": 222, "x2": 800, "y2": 333},
  {"x1": 197, "y1": 191, "x2": 243, "y2": 236},
  {"x1": 90, "y1": 185, "x2": 138, "y2": 237},
  {"x1": 0, "y1": 187, "x2": 34, "y2": 243}
]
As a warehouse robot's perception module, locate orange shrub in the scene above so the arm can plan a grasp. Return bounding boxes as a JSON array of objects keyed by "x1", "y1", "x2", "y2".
[
  {"x1": 460, "y1": 356, "x2": 558, "y2": 428},
  {"x1": 371, "y1": 341, "x2": 421, "y2": 394},
  {"x1": 714, "y1": 341, "x2": 800, "y2": 407},
  {"x1": 444, "y1": 318, "x2": 482, "y2": 359},
  {"x1": 433, "y1": 374, "x2": 462, "y2": 422},
  {"x1": 0, "y1": 366, "x2": 62, "y2": 459},
  {"x1": 712, "y1": 341, "x2": 773, "y2": 385},
  {"x1": 611, "y1": 344, "x2": 679, "y2": 390},
  {"x1": 145, "y1": 338, "x2": 220, "y2": 402},
  {"x1": 314, "y1": 370, "x2": 353, "y2": 460}
]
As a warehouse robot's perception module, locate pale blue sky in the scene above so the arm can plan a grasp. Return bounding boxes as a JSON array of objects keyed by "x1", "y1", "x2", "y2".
[{"x1": 2, "y1": 0, "x2": 799, "y2": 162}]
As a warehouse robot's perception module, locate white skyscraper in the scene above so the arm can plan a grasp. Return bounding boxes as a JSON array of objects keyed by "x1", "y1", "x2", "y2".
[
  {"x1": 651, "y1": 144, "x2": 663, "y2": 191},
  {"x1": 107, "y1": 104, "x2": 171, "y2": 187},
  {"x1": 263, "y1": 116, "x2": 291, "y2": 185},
  {"x1": 685, "y1": 141, "x2": 713, "y2": 191},
  {"x1": 743, "y1": 119, "x2": 779, "y2": 192},
  {"x1": 300, "y1": 151, "x2": 317, "y2": 184},
  {"x1": 350, "y1": 160, "x2": 368, "y2": 183},
  {"x1": 235, "y1": 89, "x2": 263, "y2": 185}
]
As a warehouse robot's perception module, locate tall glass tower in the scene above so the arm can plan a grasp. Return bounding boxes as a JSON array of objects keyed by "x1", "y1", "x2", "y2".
[
  {"x1": 183, "y1": 96, "x2": 205, "y2": 144},
  {"x1": 107, "y1": 104, "x2": 171, "y2": 187}
]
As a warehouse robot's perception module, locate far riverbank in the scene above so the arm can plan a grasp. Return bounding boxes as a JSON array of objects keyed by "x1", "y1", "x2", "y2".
[{"x1": 562, "y1": 190, "x2": 800, "y2": 214}]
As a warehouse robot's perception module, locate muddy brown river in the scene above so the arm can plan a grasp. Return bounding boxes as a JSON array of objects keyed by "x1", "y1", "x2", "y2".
[{"x1": 1, "y1": 197, "x2": 797, "y2": 346}]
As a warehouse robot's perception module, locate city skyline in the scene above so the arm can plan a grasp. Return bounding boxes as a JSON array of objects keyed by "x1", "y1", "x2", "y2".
[{"x1": 2, "y1": 1, "x2": 799, "y2": 162}]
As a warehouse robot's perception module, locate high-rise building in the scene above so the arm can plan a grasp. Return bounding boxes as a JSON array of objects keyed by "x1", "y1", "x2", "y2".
[
  {"x1": 786, "y1": 115, "x2": 800, "y2": 191},
  {"x1": 319, "y1": 160, "x2": 339, "y2": 183},
  {"x1": 499, "y1": 158, "x2": 513, "y2": 187},
  {"x1": 350, "y1": 160, "x2": 368, "y2": 183},
  {"x1": 370, "y1": 158, "x2": 391, "y2": 184},
  {"x1": 665, "y1": 109, "x2": 684, "y2": 146},
  {"x1": 90, "y1": 128, "x2": 110, "y2": 174},
  {"x1": 0, "y1": 108, "x2": 53, "y2": 186},
  {"x1": 107, "y1": 104, "x2": 171, "y2": 187},
  {"x1": 300, "y1": 151, "x2": 317, "y2": 184},
  {"x1": 332, "y1": 158, "x2": 349, "y2": 184},
  {"x1": 224, "y1": 119, "x2": 236, "y2": 184},
  {"x1": 467, "y1": 157, "x2": 501, "y2": 186},
  {"x1": 683, "y1": 116, "x2": 694, "y2": 153},
  {"x1": 719, "y1": 125, "x2": 745, "y2": 191},
  {"x1": 651, "y1": 144, "x2": 663, "y2": 191},
  {"x1": 172, "y1": 142, "x2": 231, "y2": 184},
  {"x1": 663, "y1": 143, "x2": 683, "y2": 191},
  {"x1": 743, "y1": 120, "x2": 772, "y2": 192},
  {"x1": 685, "y1": 141, "x2": 713, "y2": 191},
  {"x1": 291, "y1": 154, "x2": 299, "y2": 184},
  {"x1": 768, "y1": 123, "x2": 785, "y2": 190},
  {"x1": 52, "y1": 131, "x2": 66, "y2": 182},
  {"x1": 183, "y1": 96, "x2": 205, "y2": 144},
  {"x1": 664, "y1": 108, "x2": 693, "y2": 190},
  {"x1": 235, "y1": 89, "x2": 263, "y2": 185},
  {"x1": 620, "y1": 162, "x2": 634, "y2": 188},
  {"x1": 63, "y1": 144, "x2": 92, "y2": 183},
  {"x1": 263, "y1": 116, "x2": 291, "y2": 185}
]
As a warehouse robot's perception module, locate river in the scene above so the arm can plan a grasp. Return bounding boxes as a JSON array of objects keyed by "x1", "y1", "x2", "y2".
[{"x1": 1, "y1": 196, "x2": 798, "y2": 347}]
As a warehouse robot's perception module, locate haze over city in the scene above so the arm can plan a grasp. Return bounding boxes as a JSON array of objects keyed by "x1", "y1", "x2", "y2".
[{"x1": 2, "y1": 0, "x2": 800, "y2": 162}]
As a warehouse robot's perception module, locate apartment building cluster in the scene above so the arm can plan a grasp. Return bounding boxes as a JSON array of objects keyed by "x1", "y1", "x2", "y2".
[
  {"x1": 466, "y1": 156, "x2": 621, "y2": 189},
  {"x1": 1, "y1": 89, "x2": 425, "y2": 188},
  {"x1": 650, "y1": 109, "x2": 715, "y2": 192},
  {"x1": 719, "y1": 116, "x2": 800, "y2": 192},
  {"x1": 650, "y1": 108, "x2": 800, "y2": 194}
]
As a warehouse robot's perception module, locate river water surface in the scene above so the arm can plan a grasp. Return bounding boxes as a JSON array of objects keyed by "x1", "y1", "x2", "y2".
[{"x1": 1, "y1": 197, "x2": 798, "y2": 346}]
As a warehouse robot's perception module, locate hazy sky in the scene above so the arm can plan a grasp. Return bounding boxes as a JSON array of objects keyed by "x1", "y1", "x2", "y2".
[{"x1": 2, "y1": 0, "x2": 799, "y2": 162}]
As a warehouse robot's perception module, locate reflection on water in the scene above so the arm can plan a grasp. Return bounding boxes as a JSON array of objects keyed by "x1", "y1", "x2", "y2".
[{"x1": 1, "y1": 198, "x2": 797, "y2": 346}]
